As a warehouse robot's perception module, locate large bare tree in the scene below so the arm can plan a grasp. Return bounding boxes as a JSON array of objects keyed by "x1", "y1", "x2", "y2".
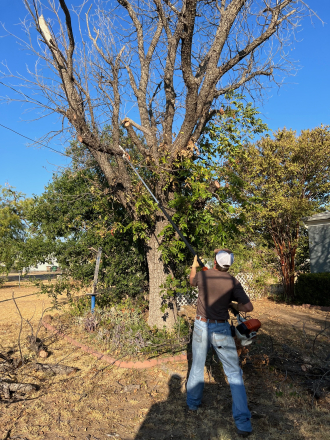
[{"x1": 2, "y1": 0, "x2": 312, "y2": 328}]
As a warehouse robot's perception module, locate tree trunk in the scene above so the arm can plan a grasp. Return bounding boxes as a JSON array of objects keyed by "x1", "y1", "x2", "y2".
[
  {"x1": 281, "y1": 266, "x2": 295, "y2": 301},
  {"x1": 146, "y1": 217, "x2": 177, "y2": 330},
  {"x1": 280, "y1": 260, "x2": 290, "y2": 300},
  {"x1": 280, "y1": 249, "x2": 296, "y2": 302},
  {"x1": 288, "y1": 248, "x2": 296, "y2": 301}
]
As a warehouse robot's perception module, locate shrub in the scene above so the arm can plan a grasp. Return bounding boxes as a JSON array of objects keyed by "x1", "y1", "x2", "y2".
[
  {"x1": 69, "y1": 296, "x2": 91, "y2": 316},
  {"x1": 73, "y1": 298, "x2": 191, "y2": 357},
  {"x1": 295, "y1": 273, "x2": 330, "y2": 306}
]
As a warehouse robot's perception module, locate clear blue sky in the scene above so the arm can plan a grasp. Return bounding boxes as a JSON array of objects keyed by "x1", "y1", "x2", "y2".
[{"x1": 1, "y1": 1, "x2": 330, "y2": 198}]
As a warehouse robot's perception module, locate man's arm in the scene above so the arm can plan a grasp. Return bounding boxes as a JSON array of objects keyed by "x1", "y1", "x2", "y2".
[
  {"x1": 230, "y1": 301, "x2": 253, "y2": 313},
  {"x1": 231, "y1": 277, "x2": 253, "y2": 312},
  {"x1": 189, "y1": 255, "x2": 199, "y2": 286}
]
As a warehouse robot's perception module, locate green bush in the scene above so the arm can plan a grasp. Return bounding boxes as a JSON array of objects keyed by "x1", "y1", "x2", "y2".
[
  {"x1": 69, "y1": 296, "x2": 91, "y2": 316},
  {"x1": 295, "y1": 273, "x2": 330, "y2": 306}
]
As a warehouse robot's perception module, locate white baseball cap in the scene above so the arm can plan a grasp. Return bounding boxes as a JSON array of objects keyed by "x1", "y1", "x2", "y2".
[{"x1": 216, "y1": 250, "x2": 234, "y2": 268}]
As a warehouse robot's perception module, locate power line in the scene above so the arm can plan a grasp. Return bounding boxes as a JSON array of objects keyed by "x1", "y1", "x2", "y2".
[
  {"x1": 0, "y1": 80, "x2": 50, "y2": 108},
  {"x1": 0, "y1": 81, "x2": 110, "y2": 158},
  {"x1": 0, "y1": 292, "x2": 40, "y2": 304},
  {"x1": 0, "y1": 122, "x2": 70, "y2": 158},
  {"x1": 0, "y1": 82, "x2": 165, "y2": 167}
]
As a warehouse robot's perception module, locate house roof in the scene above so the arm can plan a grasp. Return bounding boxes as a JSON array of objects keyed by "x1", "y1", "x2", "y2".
[{"x1": 303, "y1": 211, "x2": 330, "y2": 225}]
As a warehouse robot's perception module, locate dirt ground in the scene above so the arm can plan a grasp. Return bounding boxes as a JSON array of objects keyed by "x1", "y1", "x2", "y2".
[
  {"x1": 0, "y1": 281, "x2": 68, "y2": 327},
  {"x1": 1, "y1": 281, "x2": 330, "y2": 440}
]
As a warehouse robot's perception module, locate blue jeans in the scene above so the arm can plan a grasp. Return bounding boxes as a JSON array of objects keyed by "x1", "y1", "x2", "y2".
[{"x1": 186, "y1": 319, "x2": 252, "y2": 433}]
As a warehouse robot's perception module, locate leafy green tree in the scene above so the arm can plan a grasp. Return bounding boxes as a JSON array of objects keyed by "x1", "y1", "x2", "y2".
[
  {"x1": 27, "y1": 97, "x2": 268, "y2": 316},
  {"x1": 5, "y1": 0, "x2": 309, "y2": 329},
  {"x1": 222, "y1": 126, "x2": 330, "y2": 300},
  {"x1": 156, "y1": 96, "x2": 269, "y2": 305},
  {"x1": 27, "y1": 167, "x2": 148, "y2": 302},
  {"x1": 0, "y1": 186, "x2": 31, "y2": 275}
]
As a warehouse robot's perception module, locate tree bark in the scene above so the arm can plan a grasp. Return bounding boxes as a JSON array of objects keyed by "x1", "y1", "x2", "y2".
[
  {"x1": 279, "y1": 248, "x2": 296, "y2": 301},
  {"x1": 34, "y1": 363, "x2": 79, "y2": 375},
  {"x1": 146, "y1": 217, "x2": 177, "y2": 330}
]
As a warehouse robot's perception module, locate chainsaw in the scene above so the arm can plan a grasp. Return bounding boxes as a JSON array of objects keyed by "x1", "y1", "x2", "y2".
[{"x1": 229, "y1": 305, "x2": 261, "y2": 346}]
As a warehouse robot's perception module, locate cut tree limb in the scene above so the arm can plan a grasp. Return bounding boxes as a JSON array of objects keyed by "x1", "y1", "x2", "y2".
[
  {"x1": 34, "y1": 363, "x2": 79, "y2": 375},
  {"x1": 0, "y1": 381, "x2": 38, "y2": 399}
]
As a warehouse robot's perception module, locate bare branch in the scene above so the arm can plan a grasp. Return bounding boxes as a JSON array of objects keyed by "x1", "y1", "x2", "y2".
[
  {"x1": 3, "y1": 0, "x2": 314, "y2": 226},
  {"x1": 58, "y1": 0, "x2": 75, "y2": 77}
]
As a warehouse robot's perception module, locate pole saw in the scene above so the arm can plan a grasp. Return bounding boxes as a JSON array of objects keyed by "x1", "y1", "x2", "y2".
[
  {"x1": 119, "y1": 146, "x2": 261, "y2": 343},
  {"x1": 118, "y1": 145, "x2": 207, "y2": 271}
]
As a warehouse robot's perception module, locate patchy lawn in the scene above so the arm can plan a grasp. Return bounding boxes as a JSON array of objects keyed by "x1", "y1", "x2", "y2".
[
  {"x1": 0, "y1": 280, "x2": 68, "y2": 327},
  {"x1": 1, "y1": 283, "x2": 330, "y2": 440}
]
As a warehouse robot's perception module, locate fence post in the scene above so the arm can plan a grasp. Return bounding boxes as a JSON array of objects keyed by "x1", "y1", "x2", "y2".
[{"x1": 91, "y1": 248, "x2": 102, "y2": 312}]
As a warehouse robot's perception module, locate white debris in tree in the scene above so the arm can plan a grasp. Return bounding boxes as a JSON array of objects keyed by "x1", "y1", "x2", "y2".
[{"x1": 38, "y1": 15, "x2": 53, "y2": 45}]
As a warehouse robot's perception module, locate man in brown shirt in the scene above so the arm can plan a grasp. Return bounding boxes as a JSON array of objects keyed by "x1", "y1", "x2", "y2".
[{"x1": 186, "y1": 249, "x2": 253, "y2": 437}]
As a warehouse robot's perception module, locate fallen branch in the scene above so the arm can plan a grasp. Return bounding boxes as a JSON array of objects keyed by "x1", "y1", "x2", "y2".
[
  {"x1": 0, "y1": 380, "x2": 38, "y2": 399},
  {"x1": 34, "y1": 363, "x2": 79, "y2": 375}
]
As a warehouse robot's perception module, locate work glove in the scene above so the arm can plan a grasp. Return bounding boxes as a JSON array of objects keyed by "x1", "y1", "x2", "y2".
[{"x1": 191, "y1": 255, "x2": 200, "y2": 268}]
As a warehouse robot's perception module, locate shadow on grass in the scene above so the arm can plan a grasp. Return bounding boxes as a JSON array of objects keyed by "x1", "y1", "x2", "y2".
[
  {"x1": 134, "y1": 306, "x2": 330, "y2": 440},
  {"x1": 134, "y1": 337, "x2": 309, "y2": 440},
  {"x1": 134, "y1": 369, "x2": 306, "y2": 440}
]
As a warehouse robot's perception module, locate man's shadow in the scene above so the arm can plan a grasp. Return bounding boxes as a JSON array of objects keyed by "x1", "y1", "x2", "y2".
[{"x1": 134, "y1": 346, "x2": 306, "y2": 439}]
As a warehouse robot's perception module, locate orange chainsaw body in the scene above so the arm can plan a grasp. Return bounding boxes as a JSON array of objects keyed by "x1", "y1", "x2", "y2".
[{"x1": 243, "y1": 319, "x2": 261, "y2": 332}]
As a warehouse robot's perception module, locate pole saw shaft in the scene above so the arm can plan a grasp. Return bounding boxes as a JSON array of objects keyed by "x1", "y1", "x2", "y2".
[{"x1": 119, "y1": 145, "x2": 206, "y2": 269}]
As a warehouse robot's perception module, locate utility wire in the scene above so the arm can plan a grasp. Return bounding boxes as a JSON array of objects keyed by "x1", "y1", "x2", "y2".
[
  {"x1": 0, "y1": 122, "x2": 70, "y2": 158},
  {"x1": 0, "y1": 292, "x2": 41, "y2": 304},
  {"x1": 0, "y1": 80, "x2": 51, "y2": 109},
  {"x1": 0, "y1": 81, "x2": 181, "y2": 174},
  {"x1": 0, "y1": 81, "x2": 74, "y2": 158},
  {"x1": 0, "y1": 82, "x2": 180, "y2": 171}
]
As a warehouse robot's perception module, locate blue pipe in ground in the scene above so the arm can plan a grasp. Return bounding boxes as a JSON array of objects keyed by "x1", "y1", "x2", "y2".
[{"x1": 91, "y1": 295, "x2": 96, "y2": 312}]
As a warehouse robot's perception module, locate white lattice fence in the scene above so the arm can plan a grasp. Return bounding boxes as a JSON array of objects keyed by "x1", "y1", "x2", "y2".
[
  {"x1": 176, "y1": 272, "x2": 264, "y2": 308},
  {"x1": 176, "y1": 289, "x2": 198, "y2": 308},
  {"x1": 235, "y1": 272, "x2": 265, "y2": 299}
]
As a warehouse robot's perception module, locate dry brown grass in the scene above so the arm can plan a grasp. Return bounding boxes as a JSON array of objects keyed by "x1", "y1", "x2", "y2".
[
  {"x1": 0, "y1": 281, "x2": 68, "y2": 327},
  {"x1": 0, "y1": 283, "x2": 330, "y2": 440}
]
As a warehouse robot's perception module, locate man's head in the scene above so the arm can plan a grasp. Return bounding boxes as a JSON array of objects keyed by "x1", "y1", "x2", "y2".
[{"x1": 214, "y1": 248, "x2": 234, "y2": 272}]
